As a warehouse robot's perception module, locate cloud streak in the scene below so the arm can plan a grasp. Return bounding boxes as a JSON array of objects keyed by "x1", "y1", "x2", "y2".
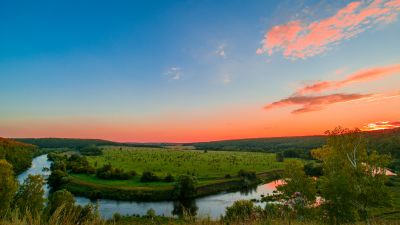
[
  {"x1": 257, "y1": 0, "x2": 400, "y2": 59},
  {"x1": 264, "y1": 93, "x2": 373, "y2": 114},
  {"x1": 216, "y1": 44, "x2": 227, "y2": 58},
  {"x1": 298, "y1": 64, "x2": 400, "y2": 94},
  {"x1": 362, "y1": 121, "x2": 400, "y2": 131}
]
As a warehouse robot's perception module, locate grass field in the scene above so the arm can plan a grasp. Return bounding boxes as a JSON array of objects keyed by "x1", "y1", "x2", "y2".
[{"x1": 85, "y1": 146, "x2": 284, "y2": 179}]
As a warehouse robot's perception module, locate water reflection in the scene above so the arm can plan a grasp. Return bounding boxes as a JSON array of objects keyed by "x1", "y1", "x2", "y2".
[{"x1": 172, "y1": 200, "x2": 198, "y2": 217}]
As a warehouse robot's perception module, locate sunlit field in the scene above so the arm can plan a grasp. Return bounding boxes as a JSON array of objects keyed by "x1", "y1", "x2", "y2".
[{"x1": 86, "y1": 146, "x2": 283, "y2": 179}]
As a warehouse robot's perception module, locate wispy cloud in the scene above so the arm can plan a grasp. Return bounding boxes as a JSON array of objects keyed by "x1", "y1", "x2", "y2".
[
  {"x1": 297, "y1": 64, "x2": 400, "y2": 94},
  {"x1": 165, "y1": 67, "x2": 182, "y2": 80},
  {"x1": 264, "y1": 93, "x2": 373, "y2": 114},
  {"x1": 216, "y1": 43, "x2": 227, "y2": 58},
  {"x1": 222, "y1": 73, "x2": 232, "y2": 85},
  {"x1": 257, "y1": 0, "x2": 400, "y2": 59},
  {"x1": 362, "y1": 121, "x2": 400, "y2": 131}
]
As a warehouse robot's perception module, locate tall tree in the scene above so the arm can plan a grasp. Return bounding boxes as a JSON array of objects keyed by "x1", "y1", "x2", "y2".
[
  {"x1": 312, "y1": 127, "x2": 391, "y2": 224},
  {"x1": 14, "y1": 174, "x2": 45, "y2": 216},
  {"x1": 0, "y1": 160, "x2": 18, "y2": 217}
]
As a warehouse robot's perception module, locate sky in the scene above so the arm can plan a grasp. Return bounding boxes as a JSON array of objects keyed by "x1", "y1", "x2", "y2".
[{"x1": 1, "y1": 0, "x2": 400, "y2": 142}]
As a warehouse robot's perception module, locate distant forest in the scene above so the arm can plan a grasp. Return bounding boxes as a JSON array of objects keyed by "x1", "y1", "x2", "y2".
[
  {"x1": 14, "y1": 128, "x2": 400, "y2": 165},
  {"x1": 188, "y1": 128, "x2": 400, "y2": 160}
]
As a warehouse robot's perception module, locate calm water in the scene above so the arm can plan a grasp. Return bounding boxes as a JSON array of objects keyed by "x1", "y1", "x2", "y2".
[{"x1": 18, "y1": 155, "x2": 281, "y2": 219}]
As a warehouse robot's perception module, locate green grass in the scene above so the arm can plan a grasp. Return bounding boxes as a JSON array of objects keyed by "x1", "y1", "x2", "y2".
[{"x1": 86, "y1": 146, "x2": 284, "y2": 179}]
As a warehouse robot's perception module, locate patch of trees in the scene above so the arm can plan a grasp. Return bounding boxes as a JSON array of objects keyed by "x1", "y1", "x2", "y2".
[
  {"x1": 0, "y1": 137, "x2": 36, "y2": 173},
  {"x1": 265, "y1": 127, "x2": 394, "y2": 224},
  {"x1": 67, "y1": 154, "x2": 95, "y2": 174},
  {"x1": 140, "y1": 171, "x2": 162, "y2": 182},
  {"x1": 0, "y1": 161, "x2": 100, "y2": 223},
  {"x1": 96, "y1": 163, "x2": 136, "y2": 180},
  {"x1": 78, "y1": 145, "x2": 102, "y2": 156}
]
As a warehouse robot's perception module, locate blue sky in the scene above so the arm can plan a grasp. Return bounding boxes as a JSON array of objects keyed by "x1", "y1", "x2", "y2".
[{"x1": 1, "y1": 0, "x2": 400, "y2": 142}]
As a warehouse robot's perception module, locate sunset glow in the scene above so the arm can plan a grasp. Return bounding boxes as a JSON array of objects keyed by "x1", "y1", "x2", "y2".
[{"x1": 1, "y1": 0, "x2": 400, "y2": 142}]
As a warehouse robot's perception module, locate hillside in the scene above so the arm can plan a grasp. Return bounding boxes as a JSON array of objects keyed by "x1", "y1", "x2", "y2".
[
  {"x1": 0, "y1": 137, "x2": 37, "y2": 173},
  {"x1": 15, "y1": 138, "x2": 163, "y2": 149},
  {"x1": 188, "y1": 128, "x2": 400, "y2": 159}
]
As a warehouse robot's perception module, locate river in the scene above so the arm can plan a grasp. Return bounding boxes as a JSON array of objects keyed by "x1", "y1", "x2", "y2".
[{"x1": 18, "y1": 155, "x2": 281, "y2": 219}]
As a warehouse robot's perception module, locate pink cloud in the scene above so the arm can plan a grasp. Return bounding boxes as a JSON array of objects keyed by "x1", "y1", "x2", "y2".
[
  {"x1": 257, "y1": 0, "x2": 400, "y2": 59},
  {"x1": 298, "y1": 64, "x2": 400, "y2": 94},
  {"x1": 264, "y1": 93, "x2": 372, "y2": 114}
]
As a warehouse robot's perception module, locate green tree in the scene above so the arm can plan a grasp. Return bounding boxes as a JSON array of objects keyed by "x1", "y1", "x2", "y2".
[
  {"x1": 174, "y1": 175, "x2": 197, "y2": 199},
  {"x1": 0, "y1": 160, "x2": 18, "y2": 217},
  {"x1": 277, "y1": 160, "x2": 316, "y2": 203},
  {"x1": 14, "y1": 174, "x2": 45, "y2": 216},
  {"x1": 48, "y1": 169, "x2": 70, "y2": 190},
  {"x1": 312, "y1": 127, "x2": 391, "y2": 224},
  {"x1": 45, "y1": 189, "x2": 75, "y2": 215}
]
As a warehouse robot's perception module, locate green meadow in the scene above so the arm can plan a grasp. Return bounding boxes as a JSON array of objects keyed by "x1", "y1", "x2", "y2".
[{"x1": 85, "y1": 146, "x2": 284, "y2": 179}]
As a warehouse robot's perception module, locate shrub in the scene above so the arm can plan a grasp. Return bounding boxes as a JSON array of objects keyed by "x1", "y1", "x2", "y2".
[
  {"x1": 140, "y1": 171, "x2": 161, "y2": 182},
  {"x1": 146, "y1": 208, "x2": 156, "y2": 218},
  {"x1": 224, "y1": 200, "x2": 257, "y2": 222},
  {"x1": 164, "y1": 173, "x2": 175, "y2": 182},
  {"x1": 96, "y1": 163, "x2": 133, "y2": 180},
  {"x1": 224, "y1": 174, "x2": 232, "y2": 179}
]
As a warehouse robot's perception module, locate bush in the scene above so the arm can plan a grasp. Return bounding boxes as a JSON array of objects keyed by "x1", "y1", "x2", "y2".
[
  {"x1": 225, "y1": 174, "x2": 232, "y2": 179},
  {"x1": 164, "y1": 173, "x2": 175, "y2": 182},
  {"x1": 67, "y1": 154, "x2": 95, "y2": 174},
  {"x1": 146, "y1": 208, "x2": 156, "y2": 218},
  {"x1": 140, "y1": 171, "x2": 161, "y2": 182},
  {"x1": 96, "y1": 163, "x2": 133, "y2": 180},
  {"x1": 48, "y1": 169, "x2": 70, "y2": 190},
  {"x1": 224, "y1": 200, "x2": 257, "y2": 222}
]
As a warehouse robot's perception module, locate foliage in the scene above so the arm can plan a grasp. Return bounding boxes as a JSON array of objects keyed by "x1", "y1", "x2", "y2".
[
  {"x1": 45, "y1": 189, "x2": 75, "y2": 215},
  {"x1": 13, "y1": 175, "x2": 46, "y2": 217},
  {"x1": 48, "y1": 169, "x2": 70, "y2": 190},
  {"x1": 174, "y1": 175, "x2": 198, "y2": 199},
  {"x1": 0, "y1": 138, "x2": 36, "y2": 173},
  {"x1": 164, "y1": 173, "x2": 175, "y2": 182},
  {"x1": 140, "y1": 171, "x2": 161, "y2": 182},
  {"x1": 313, "y1": 127, "x2": 392, "y2": 224},
  {"x1": 0, "y1": 159, "x2": 18, "y2": 216},
  {"x1": 277, "y1": 161, "x2": 316, "y2": 204},
  {"x1": 303, "y1": 162, "x2": 323, "y2": 176},
  {"x1": 224, "y1": 200, "x2": 261, "y2": 222},
  {"x1": 96, "y1": 163, "x2": 135, "y2": 180},
  {"x1": 79, "y1": 145, "x2": 103, "y2": 156},
  {"x1": 67, "y1": 154, "x2": 95, "y2": 174},
  {"x1": 16, "y1": 137, "x2": 163, "y2": 149},
  {"x1": 275, "y1": 152, "x2": 284, "y2": 162}
]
